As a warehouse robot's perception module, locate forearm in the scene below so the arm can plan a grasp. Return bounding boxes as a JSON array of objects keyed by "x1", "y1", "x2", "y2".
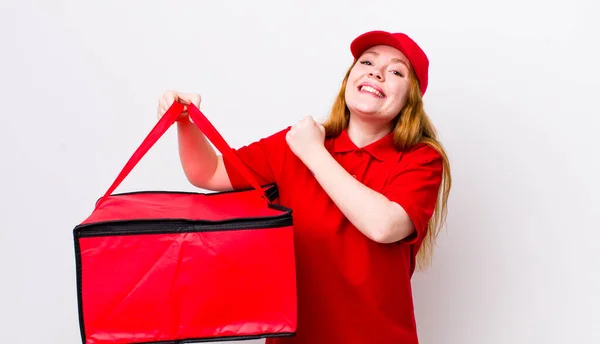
[
  {"x1": 307, "y1": 149, "x2": 414, "y2": 243},
  {"x1": 176, "y1": 119, "x2": 219, "y2": 188}
]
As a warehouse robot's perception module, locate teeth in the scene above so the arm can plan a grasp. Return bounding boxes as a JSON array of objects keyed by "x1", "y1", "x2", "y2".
[{"x1": 360, "y1": 86, "x2": 383, "y2": 98}]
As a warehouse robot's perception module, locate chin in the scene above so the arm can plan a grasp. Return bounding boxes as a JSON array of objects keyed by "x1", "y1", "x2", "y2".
[{"x1": 348, "y1": 104, "x2": 380, "y2": 116}]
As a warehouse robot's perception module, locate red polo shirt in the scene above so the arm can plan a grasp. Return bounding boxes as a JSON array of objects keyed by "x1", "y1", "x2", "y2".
[{"x1": 223, "y1": 127, "x2": 443, "y2": 344}]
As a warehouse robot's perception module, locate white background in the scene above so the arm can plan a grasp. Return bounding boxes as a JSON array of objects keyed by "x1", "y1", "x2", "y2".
[{"x1": 1, "y1": 0, "x2": 599, "y2": 343}]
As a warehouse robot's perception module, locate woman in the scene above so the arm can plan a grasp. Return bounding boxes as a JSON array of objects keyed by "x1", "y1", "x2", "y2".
[{"x1": 157, "y1": 30, "x2": 451, "y2": 344}]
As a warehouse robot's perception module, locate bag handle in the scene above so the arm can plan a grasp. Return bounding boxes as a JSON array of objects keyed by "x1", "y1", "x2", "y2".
[
  {"x1": 95, "y1": 101, "x2": 268, "y2": 208},
  {"x1": 186, "y1": 103, "x2": 268, "y2": 200}
]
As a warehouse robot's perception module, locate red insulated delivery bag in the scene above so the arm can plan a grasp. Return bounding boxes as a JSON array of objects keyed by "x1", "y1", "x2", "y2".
[{"x1": 73, "y1": 102, "x2": 297, "y2": 344}]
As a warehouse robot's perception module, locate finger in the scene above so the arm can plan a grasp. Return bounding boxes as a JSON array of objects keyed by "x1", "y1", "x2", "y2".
[
  {"x1": 177, "y1": 92, "x2": 198, "y2": 106},
  {"x1": 158, "y1": 106, "x2": 167, "y2": 119},
  {"x1": 176, "y1": 94, "x2": 190, "y2": 105},
  {"x1": 168, "y1": 91, "x2": 184, "y2": 105},
  {"x1": 157, "y1": 100, "x2": 167, "y2": 117},
  {"x1": 165, "y1": 94, "x2": 176, "y2": 108},
  {"x1": 164, "y1": 91, "x2": 176, "y2": 105}
]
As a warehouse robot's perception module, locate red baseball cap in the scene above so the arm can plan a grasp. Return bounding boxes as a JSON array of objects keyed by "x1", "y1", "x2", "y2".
[{"x1": 350, "y1": 30, "x2": 429, "y2": 95}]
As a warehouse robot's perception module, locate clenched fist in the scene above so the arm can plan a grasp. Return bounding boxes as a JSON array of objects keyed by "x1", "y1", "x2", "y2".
[
  {"x1": 157, "y1": 91, "x2": 201, "y2": 122},
  {"x1": 286, "y1": 116, "x2": 326, "y2": 165}
]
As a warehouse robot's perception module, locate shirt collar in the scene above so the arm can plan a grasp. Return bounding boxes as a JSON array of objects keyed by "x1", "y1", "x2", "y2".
[{"x1": 329, "y1": 129, "x2": 396, "y2": 162}]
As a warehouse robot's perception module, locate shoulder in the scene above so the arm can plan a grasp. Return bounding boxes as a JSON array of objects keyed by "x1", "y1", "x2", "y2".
[
  {"x1": 382, "y1": 142, "x2": 444, "y2": 193},
  {"x1": 260, "y1": 126, "x2": 291, "y2": 143},
  {"x1": 383, "y1": 142, "x2": 444, "y2": 180},
  {"x1": 241, "y1": 126, "x2": 291, "y2": 150},
  {"x1": 398, "y1": 142, "x2": 443, "y2": 167}
]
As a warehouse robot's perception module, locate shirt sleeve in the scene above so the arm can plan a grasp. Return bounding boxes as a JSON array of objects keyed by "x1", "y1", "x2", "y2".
[
  {"x1": 382, "y1": 143, "x2": 444, "y2": 244},
  {"x1": 222, "y1": 127, "x2": 290, "y2": 190}
]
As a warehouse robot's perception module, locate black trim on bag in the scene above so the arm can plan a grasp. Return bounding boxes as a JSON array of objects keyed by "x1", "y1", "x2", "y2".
[
  {"x1": 74, "y1": 215, "x2": 292, "y2": 238},
  {"x1": 77, "y1": 182, "x2": 292, "y2": 238},
  {"x1": 73, "y1": 232, "x2": 87, "y2": 343},
  {"x1": 267, "y1": 202, "x2": 289, "y2": 212},
  {"x1": 135, "y1": 332, "x2": 295, "y2": 343}
]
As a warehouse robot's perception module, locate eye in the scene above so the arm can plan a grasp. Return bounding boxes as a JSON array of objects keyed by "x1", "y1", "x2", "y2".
[
  {"x1": 391, "y1": 70, "x2": 404, "y2": 77},
  {"x1": 359, "y1": 60, "x2": 372, "y2": 66}
]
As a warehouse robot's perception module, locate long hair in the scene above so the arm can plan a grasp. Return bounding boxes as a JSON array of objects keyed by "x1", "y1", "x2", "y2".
[{"x1": 322, "y1": 61, "x2": 452, "y2": 271}]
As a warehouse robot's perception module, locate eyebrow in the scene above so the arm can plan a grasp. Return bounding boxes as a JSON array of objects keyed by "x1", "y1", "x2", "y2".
[{"x1": 363, "y1": 50, "x2": 409, "y2": 69}]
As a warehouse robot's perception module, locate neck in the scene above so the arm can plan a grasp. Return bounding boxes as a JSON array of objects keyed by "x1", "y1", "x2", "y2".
[{"x1": 346, "y1": 114, "x2": 393, "y2": 148}]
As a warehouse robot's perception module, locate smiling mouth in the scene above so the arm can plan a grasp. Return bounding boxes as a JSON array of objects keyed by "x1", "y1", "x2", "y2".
[{"x1": 358, "y1": 85, "x2": 385, "y2": 98}]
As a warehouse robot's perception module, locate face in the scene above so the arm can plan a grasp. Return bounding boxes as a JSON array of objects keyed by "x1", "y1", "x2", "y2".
[{"x1": 345, "y1": 45, "x2": 411, "y2": 125}]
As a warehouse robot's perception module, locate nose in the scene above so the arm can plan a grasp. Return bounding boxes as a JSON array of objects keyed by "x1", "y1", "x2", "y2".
[{"x1": 369, "y1": 70, "x2": 383, "y2": 81}]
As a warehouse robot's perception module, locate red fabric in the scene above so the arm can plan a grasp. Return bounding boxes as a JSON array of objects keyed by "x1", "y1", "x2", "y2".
[
  {"x1": 75, "y1": 102, "x2": 298, "y2": 344},
  {"x1": 76, "y1": 190, "x2": 297, "y2": 344},
  {"x1": 83, "y1": 187, "x2": 278, "y2": 225},
  {"x1": 223, "y1": 128, "x2": 443, "y2": 344}
]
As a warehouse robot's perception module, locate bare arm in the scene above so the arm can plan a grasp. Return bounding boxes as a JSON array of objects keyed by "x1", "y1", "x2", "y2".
[{"x1": 175, "y1": 119, "x2": 232, "y2": 191}]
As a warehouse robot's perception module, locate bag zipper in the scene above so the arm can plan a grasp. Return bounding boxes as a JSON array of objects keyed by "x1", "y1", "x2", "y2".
[{"x1": 75, "y1": 216, "x2": 292, "y2": 238}]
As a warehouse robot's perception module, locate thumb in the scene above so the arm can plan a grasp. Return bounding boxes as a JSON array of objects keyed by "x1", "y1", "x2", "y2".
[{"x1": 175, "y1": 93, "x2": 192, "y2": 105}]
